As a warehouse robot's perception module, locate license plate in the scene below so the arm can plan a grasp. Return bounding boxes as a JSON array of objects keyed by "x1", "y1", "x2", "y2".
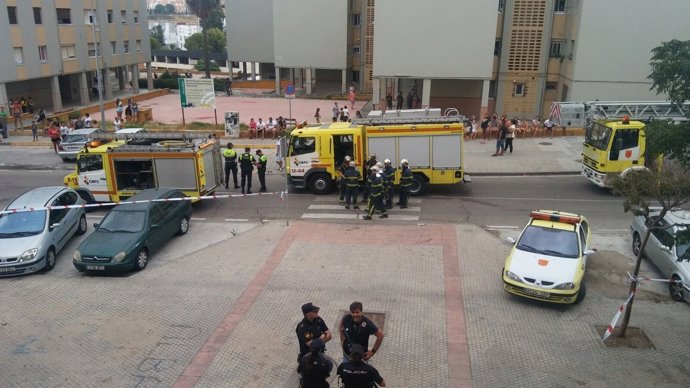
[
  {"x1": 86, "y1": 265, "x2": 105, "y2": 270},
  {"x1": 0, "y1": 267, "x2": 16, "y2": 273},
  {"x1": 524, "y1": 288, "x2": 549, "y2": 298}
]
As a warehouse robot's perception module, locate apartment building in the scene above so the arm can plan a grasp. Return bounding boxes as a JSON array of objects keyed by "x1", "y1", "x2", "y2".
[
  {"x1": 0, "y1": 0, "x2": 152, "y2": 115},
  {"x1": 226, "y1": 0, "x2": 690, "y2": 119}
]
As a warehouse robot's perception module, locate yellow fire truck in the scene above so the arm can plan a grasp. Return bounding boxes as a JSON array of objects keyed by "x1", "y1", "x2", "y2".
[
  {"x1": 64, "y1": 132, "x2": 223, "y2": 203},
  {"x1": 286, "y1": 108, "x2": 470, "y2": 195}
]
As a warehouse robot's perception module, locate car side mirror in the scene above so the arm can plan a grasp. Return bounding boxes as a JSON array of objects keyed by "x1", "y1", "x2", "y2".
[
  {"x1": 505, "y1": 236, "x2": 516, "y2": 245},
  {"x1": 584, "y1": 249, "x2": 596, "y2": 256},
  {"x1": 50, "y1": 222, "x2": 60, "y2": 230}
]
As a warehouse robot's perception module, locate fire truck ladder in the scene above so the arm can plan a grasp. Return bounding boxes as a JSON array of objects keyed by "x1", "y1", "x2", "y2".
[
  {"x1": 580, "y1": 101, "x2": 690, "y2": 122},
  {"x1": 112, "y1": 132, "x2": 216, "y2": 141},
  {"x1": 352, "y1": 109, "x2": 465, "y2": 126}
]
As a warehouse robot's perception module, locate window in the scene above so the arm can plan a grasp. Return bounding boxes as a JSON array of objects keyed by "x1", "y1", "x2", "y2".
[
  {"x1": 38, "y1": 46, "x2": 48, "y2": 62},
  {"x1": 133, "y1": 10, "x2": 139, "y2": 23},
  {"x1": 291, "y1": 136, "x2": 316, "y2": 156},
  {"x1": 124, "y1": 41, "x2": 129, "y2": 54},
  {"x1": 121, "y1": 10, "x2": 126, "y2": 23},
  {"x1": 352, "y1": 70, "x2": 360, "y2": 83},
  {"x1": 489, "y1": 80, "x2": 497, "y2": 99},
  {"x1": 513, "y1": 83, "x2": 525, "y2": 97},
  {"x1": 14, "y1": 48, "x2": 23, "y2": 64},
  {"x1": 33, "y1": 7, "x2": 42, "y2": 24},
  {"x1": 136, "y1": 40, "x2": 142, "y2": 52},
  {"x1": 570, "y1": 39, "x2": 575, "y2": 59},
  {"x1": 549, "y1": 40, "x2": 562, "y2": 57},
  {"x1": 352, "y1": 13, "x2": 361, "y2": 26},
  {"x1": 61, "y1": 45, "x2": 76, "y2": 59},
  {"x1": 498, "y1": 0, "x2": 506, "y2": 13},
  {"x1": 111, "y1": 41, "x2": 117, "y2": 54},
  {"x1": 555, "y1": 0, "x2": 566, "y2": 12},
  {"x1": 88, "y1": 43, "x2": 101, "y2": 57},
  {"x1": 57, "y1": 8, "x2": 71, "y2": 24},
  {"x1": 78, "y1": 154, "x2": 103, "y2": 173},
  {"x1": 494, "y1": 39, "x2": 501, "y2": 56},
  {"x1": 352, "y1": 45, "x2": 360, "y2": 55},
  {"x1": 7, "y1": 6, "x2": 17, "y2": 24},
  {"x1": 545, "y1": 82, "x2": 557, "y2": 91},
  {"x1": 85, "y1": 10, "x2": 95, "y2": 24},
  {"x1": 107, "y1": 10, "x2": 113, "y2": 23}
]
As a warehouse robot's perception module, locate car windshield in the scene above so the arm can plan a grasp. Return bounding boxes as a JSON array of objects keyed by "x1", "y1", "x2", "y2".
[
  {"x1": 517, "y1": 225, "x2": 580, "y2": 258},
  {"x1": 64, "y1": 134, "x2": 88, "y2": 143},
  {"x1": 0, "y1": 210, "x2": 47, "y2": 237},
  {"x1": 584, "y1": 122, "x2": 611, "y2": 151},
  {"x1": 98, "y1": 210, "x2": 146, "y2": 233}
]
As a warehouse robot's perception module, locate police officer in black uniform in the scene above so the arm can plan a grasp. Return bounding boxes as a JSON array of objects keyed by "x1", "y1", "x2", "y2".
[
  {"x1": 337, "y1": 344, "x2": 386, "y2": 388},
  {"x1": 238, "y1": 147, "x2": 256, "y2": 194},
  {"x1": 255, "y1": 149, "x2": 268, "y2": 192},
  {"x1": 297, "y1": 338, "x2": 333, "y2": 388},
  {"x1": 296, "y1": 303, "x2": 332, "y2": 362},
  {"x1": 223, "y1": 143, "x2": 239, "y2": 189}
]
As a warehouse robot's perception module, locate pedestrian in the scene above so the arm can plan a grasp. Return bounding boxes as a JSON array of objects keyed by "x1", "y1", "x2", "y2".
[
  {"x1": 382, "y1": 159, "x2": 395, "y2": 209},
  {"x1": 480, "y1": 113, "x2": 490, "y2": 143},
  {"x1": 275, "y1": 138, "x2": 283, "y2": 172},
  {"x1": 296, "y1": 303, "x2": 332, "y2": 362},
  {"x1": 338, "y1": 156, "x2": 351, "y2": 204},
  {"x1": 11, "y1": 99, "x2": 23, "y2": 129},
  {"x1": 406, "y1": 91, "x2": 413, "y2": 109},
  {"x1": 255, "y1": 149, "x2": 268, "y2": 192},
  {"x1": 37, "y1": 107, "x2": 46, "y2": 128},
  {"x1": 339, "y1": 302, "x2": 384, "y2": 363},
  {"x1": 113, "y1": 117, "x2": 123, "y2": 131},
  {"x1": 398, "y1": 159, "x2": 412, "y2": 209},
  {"x1": 27, "y1": 97, "x2": 35, "y2": 114},
  {"x1": 531, "y1": 116, "x2": 541, "y2": 137},
  {"x1": 131, "y1": 101, "x2": 139, "y2": 123},
  {"x1": 256, "y1": 118, "x2": 266, "y2": 139},
  {"x1": 59, "y1": 122, "x2": 69, "y2": 139},
  {"x1": 84, "y1": 113, "x2": 92, "y2": 128},
  {"x1": 297, "y1": 338, "x2": 333, "y2": 388},
  {"x1": 223, "y1": 142, "x2": 239, "y2": 189},
  {"x1": 492, "y1": 119, "x2": 508, "y2": 156},
  {"x1": 47, "y1": 123, "x2": 61, "y2": 154},
  {"x1": 544, "y1": 117, "x2": 556, "y2": 138},
  {"x1": 337, "y1": 344, "x2": 386, "y2": 388},
  {"x1": 344, "y1": 161, "x2": 361, "y2": 210},
  {"x1": 239, "y1": 147, "x2": 256, "y2": 194},
  {"x1": 396, "y1": 91, "x2": 404, "y2": 110},
  {"x1": 505, "y1": 121, "x2": 516, "y2": 154},
  {"x1": 125, "y1": 99, "x2": 133, "y2": 121},
  {"x1": 115, "y1": 102, "x2": 124, "y2": 121},
  {"x1": 332, "y1": 102, "x2": 339, "y2": 122},
  {"x1": 386, "y1": 94, "x2": 393, "y2": 110},
  {"x1": 31, "y1": 120, "x2": 38, "y2": 141},
  {"x1": 248, "y1": 118, "x2": 257, "y2": 139},
  {"x1": 470, "y1": 115, "x2": 479, "y2": 140},
  {"x1": 0, "y1": 106, "x2": 8, "y2": 139},
  {"x1": 412, "y1": 92, "x2": 420, "y2": 109},
  {"x1": 342, "y1": 106, "x2": 350, "y2": 122},
  {"x1": 314, "y1": 108, "x2": 321, "y2": 123},
  {"x1": 363, "y1": 166, "x2": 388, "y2": 220}
]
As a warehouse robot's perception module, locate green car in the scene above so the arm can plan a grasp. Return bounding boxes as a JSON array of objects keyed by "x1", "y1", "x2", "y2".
[{"x1": 73, "y1": 188, "x2": 192, "y2": 273}]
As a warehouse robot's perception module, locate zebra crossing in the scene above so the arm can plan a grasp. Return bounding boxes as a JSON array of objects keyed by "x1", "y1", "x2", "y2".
[{"x1": 300, "y1": 196, "x2": 423, "y2": 221}]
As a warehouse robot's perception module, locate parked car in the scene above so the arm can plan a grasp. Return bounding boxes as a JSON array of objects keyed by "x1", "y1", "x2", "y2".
[
  {"x1": 73, "y1": 188, "x2": 192, "y2": 273},
  {"x1": 58, "y1": 128, "x2": 110, "y2": 161},
  {"x1": 0, "y1": 187, "x2": 87, "y2": 276},
  {"x1": 502, "y1": 210, "x2": 594, "y2": 304},
  {"x1": 630, "y1": 208, "x2": 690, "y2": 302}
]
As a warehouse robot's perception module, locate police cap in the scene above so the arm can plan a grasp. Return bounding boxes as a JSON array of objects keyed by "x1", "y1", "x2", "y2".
[
  {"x1": 310, "y1": 337, "x2": 325, "y2": 351},
  {"x1": 350, "y1": 344, "x2": 365, "y2": 356}
]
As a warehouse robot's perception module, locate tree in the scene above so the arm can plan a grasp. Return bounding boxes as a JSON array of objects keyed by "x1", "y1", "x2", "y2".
[
  {"x1": 186, "y1": 0, "x2": 221, "y2": 78},
  {"x1": 207, "y1": 9, "x2": 225, "y2": 31},
  {"x1": 648, "y1": 39, "x2": 690, "y2": 108},
  {"x1": 149, "y1": 25, "x2": 165, "y2": 49},
  {"x1": 184, "y1": 28, "x2": 225, "y2": 53},
  {"x1": 153, "y1": 4, "x2": 165, "y2": 14},
  {"x1": 612, "y1": 145, "x2": 690, "y2": 338},
  {"x1": 164, "y1": 4, "x2": 176, "y2": 14},
  {"x1": 194, "y1": 59, "x2": 220, "y2": 72}
]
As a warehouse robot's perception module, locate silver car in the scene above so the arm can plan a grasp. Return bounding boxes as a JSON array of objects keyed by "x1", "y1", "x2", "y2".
[
  {"x1": 57, "y1": 128, "x2": 108, "y2": 161},
  {"x1": 0, "y1": 187, "x2": 87, "y2": 276},
  {"x1": 630, "y1": 208, "x2": 690, "y2": 302}
]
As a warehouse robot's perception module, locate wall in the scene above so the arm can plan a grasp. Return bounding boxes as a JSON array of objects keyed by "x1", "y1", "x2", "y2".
[{"x1": 226, "y1": 0, "x2": 275, "y2": 63}]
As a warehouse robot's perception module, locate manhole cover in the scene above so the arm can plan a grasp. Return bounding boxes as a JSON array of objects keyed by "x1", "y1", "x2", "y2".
[
  {"x1": 538, "y1": 141, "x2": 553, "y2": 145},
  {"x1": 594, "y1": 325, "x2": 655, "y2": 349}
]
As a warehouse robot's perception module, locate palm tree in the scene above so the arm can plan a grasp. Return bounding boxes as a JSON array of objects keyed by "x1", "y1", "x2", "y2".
[{"x1": 186, "y1": 0, "x2": 221, "y2": 78}]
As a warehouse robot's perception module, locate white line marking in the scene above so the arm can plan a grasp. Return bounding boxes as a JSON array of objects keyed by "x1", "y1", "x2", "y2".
[
  {"x1": 307, "y1": 204, "x2": 420, "y2": 212},
  {"x1": 225, "y1": 218, "x2": 250, "y2": 222},
  {"x1": 314, "y1": 197, "x2": 422, "y2": 204},
  {"x1": 191, "y1": 217, "x2": 207, "y2": 221},
  {"x1": 301, "y1": 213, "x2": 419, "y2": 221}
]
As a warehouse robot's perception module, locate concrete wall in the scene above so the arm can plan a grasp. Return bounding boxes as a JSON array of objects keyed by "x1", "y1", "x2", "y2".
[
  {"x1": 226, "y1": 0, "x2": 275, "y2": 63},
  {"x1": 372, "y1": 0, "x2": 497, "y2": 79}
]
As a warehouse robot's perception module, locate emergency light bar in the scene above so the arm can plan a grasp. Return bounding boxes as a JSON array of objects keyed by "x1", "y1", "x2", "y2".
[{"x1": 530, "y1": 210, "x2": 582, "y2": 224}]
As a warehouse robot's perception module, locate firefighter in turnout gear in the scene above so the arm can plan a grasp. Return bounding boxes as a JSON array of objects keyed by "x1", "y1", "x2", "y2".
[
  {"x1": 239, "y1": 147, "x2": 256, "y2": 194},
  {"x1": 363, "y1": 166, "x2": 388, "y2": 220},
  {"x1": 398, "y1": 159, "x2": 412, "y2": 208},
  {"x1": 344, "y1": 161, "x2": 361, "y2": 210},
  {"x1": 362, "y1": 154, "x2": 378, "y2": 202},
  {"x1": 338, "y1": 156, "x2": 351, "y2": 203},
  {"x1": 382, "y1": 159, "x2": 396, "y2": 209},
  {"x1": 223, "y1": 143, "x2": 239, "y2": 189},
  {"x1": 255, "y1": 149, "x2": 268, "y2": 192}
]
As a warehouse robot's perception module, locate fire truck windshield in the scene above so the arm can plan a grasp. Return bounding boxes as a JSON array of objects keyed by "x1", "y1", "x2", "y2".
[{"x1": 584, "y1": 122, "x2": 612, "y2": 151}]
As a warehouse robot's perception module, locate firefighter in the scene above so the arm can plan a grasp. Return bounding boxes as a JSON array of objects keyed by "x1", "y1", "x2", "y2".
[
  {"x1": 338, "y1": 156, "x2": 351, "y2": 204},
  {"x1": 382, "y1": 159, "x2": 396, "y2": 209},
  {"x1": 398, "y1": 159, "x2": 412, "y2": 209},
  {"x1": 362, "y1": 154, "x2": 378, "y2": 202},
  {"x1": 363, "y1": 166, "x2": 388, "y2": 220},
  {"x1": 255, "y1": 149, "x2": 268, "y2": 192},
  {"x1": 223, "y1": 143, "x2": 239, "y2": 189},
  {"x1": 344, "y1": 161, "x2": 361, "y2": 210},
  {"x1": 239, "y1": 147, "x2": 256, "y2": 194}
]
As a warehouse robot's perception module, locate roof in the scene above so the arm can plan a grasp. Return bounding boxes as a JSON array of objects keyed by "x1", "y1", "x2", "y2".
[
  {"x1": 5, "y1": 186, "x2": 67, "y2": 209},
  {"x1": 69, "y1": 128, "x2": 103, "y2": 135},
  {"x1": 665, "y1": 209, "x2": 690, "y2": 225}
]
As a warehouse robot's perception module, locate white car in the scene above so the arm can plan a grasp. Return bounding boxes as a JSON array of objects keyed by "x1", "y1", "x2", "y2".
[
  {"x1": 503, "y1": 210, "x2": 594, "y2": 304},
  {"x1": 630, "y1": 208, "x2": 690, "y2": 302}
]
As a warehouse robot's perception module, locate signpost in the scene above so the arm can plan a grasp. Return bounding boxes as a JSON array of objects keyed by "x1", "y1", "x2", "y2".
[
  {"x1": 178, "y1": 78, "x2": 217, "y2": 125},
  {"x1": 285, "y1": 83, "x2": 295, "y2": 121}
]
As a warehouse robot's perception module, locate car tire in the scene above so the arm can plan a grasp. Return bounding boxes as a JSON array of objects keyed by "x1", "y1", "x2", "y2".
[
  {"x1": 44, "y1": 247, "x2": 57, "y2": 272},
  {"x1": 61, "y1": 157, "x2": 69, "y2": 162},
  {"x1": 134, "y1": 248, "x2": 149, "y2": 271},
  {"x1": 670, "y1": 275, "x2": 684, "y2": 302},
  {"x1": 632, "y1": 232, "x2": 642, "y2": 257},
  {"x1": 574, "y1": 281, "x2": 587, "y2": 304},
  {"x1": 409, "y1": 174, "x2": 427, "y2": 196},
  {"x1": 308, "y1": 173, "x2": 332, "y2": 195},
  {"x1": 75, "y1": 215, "x2": 87, "y2": 236},
  {"x1": 176, "y1": 216, "x2": 190, "y2": 235}
]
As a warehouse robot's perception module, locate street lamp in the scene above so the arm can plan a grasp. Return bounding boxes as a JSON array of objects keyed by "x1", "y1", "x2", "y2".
[{"x1": 90, "y1": 0, "x2": 106, "y2": 129}]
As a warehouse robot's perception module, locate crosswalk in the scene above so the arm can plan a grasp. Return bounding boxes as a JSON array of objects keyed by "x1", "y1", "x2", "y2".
[{"x1": 301, "y1": 197, "x2": 423, "y2": 221}]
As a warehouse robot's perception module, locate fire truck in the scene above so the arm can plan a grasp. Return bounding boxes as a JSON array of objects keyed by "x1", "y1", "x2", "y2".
[
  {"x1": 551, "y1": 101, "x2": 690, "y2": 188},
  {"x1": 64, "y1": 132, "x2": 223, "y2": 203},
  {"x1": 286, "y1": 108, "x2": 470, "y2": 195}
]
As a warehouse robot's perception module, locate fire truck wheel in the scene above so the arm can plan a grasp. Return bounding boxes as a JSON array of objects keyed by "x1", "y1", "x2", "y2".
[
  {"x1": 409, "y1": 174, "x2": 427, "y2": 196},
  {"x1": 308, "y1": 173, "x2": 333, "y2": 195}
]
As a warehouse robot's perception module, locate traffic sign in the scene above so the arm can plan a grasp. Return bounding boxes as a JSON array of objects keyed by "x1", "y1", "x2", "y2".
[{"x1": 285, "y1": 83, "x2": 295, "y2": 99}]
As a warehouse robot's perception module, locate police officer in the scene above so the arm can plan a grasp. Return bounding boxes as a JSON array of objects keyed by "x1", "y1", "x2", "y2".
[
  {"x1": 337, "y1": 344, "x2": 386, "y2": 388},
  {"x1": 297, "y1": 338, "x2": 333, "y2": 388},
  {"x1": 382, "y1": 159, "x2": 396, "y2": 209},
  {"x1": 255, "y1": 149, "x2": 268, "y2": 192},
  {"x1": 238, "y1": 147, "x2": 256, "y2": 194},
  {"x1": 398, "y1": 159, "x2": 412, "y2": 209},
  {"x1": 296, "y1": 303, "x2": 332, "y2": 362},
  {"x1": 363, "y1": 166, "x2": 387, "y2": 220},
  {"x1": 338, "y1": 156, "x2": 351, "y2": 204},
  {"x1": 223, "y1": 143, "x2": 239, "y2": 189},
  {"x1": 344, "y1": 161, "x2": 361, "y2": 210}
]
